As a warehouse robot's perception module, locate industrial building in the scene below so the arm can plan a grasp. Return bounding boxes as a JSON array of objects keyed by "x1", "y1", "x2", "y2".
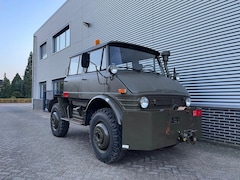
[{"x1": 33, "y1": 0, "x2": 240, "y2": 146}]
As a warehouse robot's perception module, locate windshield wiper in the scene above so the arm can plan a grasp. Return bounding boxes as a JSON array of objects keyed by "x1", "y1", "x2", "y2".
[{"x1": 116, "y1": 65, "x2": 133, "y2": 70}]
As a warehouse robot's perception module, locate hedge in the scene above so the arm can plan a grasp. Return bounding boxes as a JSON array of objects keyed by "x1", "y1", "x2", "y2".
[{"x1": 0, "y1": 98, "x2": 32, "y2": 103}]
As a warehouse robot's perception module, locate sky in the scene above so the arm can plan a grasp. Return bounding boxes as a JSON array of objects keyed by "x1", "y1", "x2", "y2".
[{"x1": 0, "y1": 0, "x2": 66, "y2": 81}]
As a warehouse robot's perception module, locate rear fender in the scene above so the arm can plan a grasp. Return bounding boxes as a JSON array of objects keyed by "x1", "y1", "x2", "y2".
[
  {"x1": 56, "y1": 96, "x2": 69, "y2": 117},
  {"x1": 86, "y1": 95, "x2": 123, "y2": 125}
]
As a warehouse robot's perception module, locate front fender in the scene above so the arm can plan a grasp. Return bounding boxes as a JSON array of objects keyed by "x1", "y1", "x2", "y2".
[{"x1": 86, "y1": 95, "x2": 123, "y2": 125}]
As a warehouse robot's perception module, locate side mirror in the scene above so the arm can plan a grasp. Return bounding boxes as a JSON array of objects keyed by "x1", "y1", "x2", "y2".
[
  {"x1": 82, "y1": 53, "x2": 90, "y2": 68},
  {"x1": 161, "y1": 51, "x2": 170, "y2": 62}
]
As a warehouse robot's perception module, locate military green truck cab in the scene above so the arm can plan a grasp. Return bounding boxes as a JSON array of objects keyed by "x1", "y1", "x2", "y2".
[{"x1": 50, "y1": 41, "x2": 202, "y2": 163}]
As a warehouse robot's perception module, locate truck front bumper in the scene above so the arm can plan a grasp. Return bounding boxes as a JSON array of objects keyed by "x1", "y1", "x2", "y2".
[{"x1": 122, "y1": 108, "x2": 201, "y2": 150}]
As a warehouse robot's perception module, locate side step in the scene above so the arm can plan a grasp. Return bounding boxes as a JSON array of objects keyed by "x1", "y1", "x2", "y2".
[
  {"x1": 61, "y1": 117, "x2": 84, "y2": 125},
  {"x1": 61, "y1": 107, "x2": 85, "y2": 125}
]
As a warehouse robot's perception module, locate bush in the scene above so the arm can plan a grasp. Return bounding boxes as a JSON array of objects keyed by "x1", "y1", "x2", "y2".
[{"x1": 0, "y1": 98, "x2": 31, "y2": 103}]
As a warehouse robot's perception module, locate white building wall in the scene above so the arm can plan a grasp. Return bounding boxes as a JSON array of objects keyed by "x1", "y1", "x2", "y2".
[{"x1": 33, "y1": 0, "x2": 240, "y2": 145}]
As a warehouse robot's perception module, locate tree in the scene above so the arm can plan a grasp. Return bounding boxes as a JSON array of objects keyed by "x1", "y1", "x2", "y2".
[
  {"x1": 0, "y1": 73, "x2": 11, "y2": 98},
  {"x1": 11, "y1": 73, "x2": 23, "y2": 98},
  {"x1": 23, "y1": 52, "x2": 32, "y2": 98}
]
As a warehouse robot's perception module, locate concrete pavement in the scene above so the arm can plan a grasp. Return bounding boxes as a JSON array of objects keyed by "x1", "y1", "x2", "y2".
[{"x1": 0, "y1": 103, "x2": 239, "y2": 180}]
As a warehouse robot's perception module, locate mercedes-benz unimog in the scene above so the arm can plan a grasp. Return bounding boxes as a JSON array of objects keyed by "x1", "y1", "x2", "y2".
[{"x1": 50, "y1": 41, "x2": 202, "y2": 163}]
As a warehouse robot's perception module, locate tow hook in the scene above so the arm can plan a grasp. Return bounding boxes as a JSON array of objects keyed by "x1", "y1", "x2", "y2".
[{"x1": 178, "y1": 130, "x2": 197, "y2": 144}]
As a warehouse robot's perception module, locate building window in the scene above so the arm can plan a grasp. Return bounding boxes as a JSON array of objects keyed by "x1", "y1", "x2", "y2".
[
  {"x1": 52, "y1": 79, "x2": 64, "y2": 95},
  {"x1": 40, "y1": 42, "x2": 47, "y2": 59},
  {"x1": 53, "y1": 25, "x2": 70, "y2": 53},
  {"x1": 39, "y1": 82, "x2": 46, "y2": 99}
]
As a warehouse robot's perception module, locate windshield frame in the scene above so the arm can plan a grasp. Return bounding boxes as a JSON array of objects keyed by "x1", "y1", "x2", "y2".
[{"x1": 108, "y1": 45, "x2": 165, "y2": 74}]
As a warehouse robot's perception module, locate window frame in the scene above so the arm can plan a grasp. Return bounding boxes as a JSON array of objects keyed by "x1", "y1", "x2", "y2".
[
  {"x1": 40, "y1": 42, "x2": 47, "y2": 59},
  {"x1": 52, "y1": 78, "x2": 64, "y2": 95},
  {"x1": 53, "y1": 25, "x2": 70, "y2": 53},
  {"x1": 39, "y1": 82, "x2": 46, "y2": 99},
  {"x1": 86, "y1": 47, "x2": 106, "y2": 73},
  {"x1": 68, "y1": 55, "x2": 81, "y2": 75}
]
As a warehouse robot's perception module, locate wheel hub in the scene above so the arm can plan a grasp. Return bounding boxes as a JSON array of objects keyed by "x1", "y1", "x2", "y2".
[
  {"x1": 51, "y1": 112, "x2": 59, "y2": 130},
  {"x1": 94, "y1": 123, "x2": 109, "y2": 150}
]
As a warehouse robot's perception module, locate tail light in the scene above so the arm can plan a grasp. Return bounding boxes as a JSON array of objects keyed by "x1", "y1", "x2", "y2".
[
  {"x1": 63, "y1": 92, "x2": 69, "y2": 98},
  {"x1": 193, "y1": 109, "x2": 202, "y2": 117}
]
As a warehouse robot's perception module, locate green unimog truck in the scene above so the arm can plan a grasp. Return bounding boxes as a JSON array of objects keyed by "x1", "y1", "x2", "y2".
[{"x1": 50, "y1": 41, "x2": 202, "y2": 163}]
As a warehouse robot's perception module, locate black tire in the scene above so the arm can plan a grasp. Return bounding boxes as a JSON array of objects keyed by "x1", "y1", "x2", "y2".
[
  {"x1": 90, "y1": 108, "x2": 123, "y2": 163},
  {"x1": 50, "y1": 103, "x2": 69, "y2": 137}
]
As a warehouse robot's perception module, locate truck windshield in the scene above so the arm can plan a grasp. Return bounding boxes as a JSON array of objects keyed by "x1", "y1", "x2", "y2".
[{"x1": 109, "y1": 46, "x2": 164, "y2": 74}]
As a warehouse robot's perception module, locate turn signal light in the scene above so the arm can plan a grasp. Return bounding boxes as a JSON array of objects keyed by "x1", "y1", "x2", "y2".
[
  {"x1": 118, "y1": 88, "x2": 127, "y2": 94},
  {"x1": 193, "y1": 109, "x2": 202, "y2": 117},
  {"x1": 63, "y1": 92, "x2": 69, "y2": 98},
  {"x1": 94, "y1": 39, "x2": 100, "y2": 45}
]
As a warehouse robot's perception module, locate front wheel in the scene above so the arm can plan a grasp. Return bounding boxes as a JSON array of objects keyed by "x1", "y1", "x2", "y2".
[
  {"x1": 90, "y1": 108, "x2": 123, "y2": 163},
  {"x1": 50, "y1": 103, "x2": 69, "y2": 137}
]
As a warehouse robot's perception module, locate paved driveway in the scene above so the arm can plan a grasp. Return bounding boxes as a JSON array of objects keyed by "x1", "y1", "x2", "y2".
[{"x1": 0, "y1": 103, "x2": 239, "y2": 180}]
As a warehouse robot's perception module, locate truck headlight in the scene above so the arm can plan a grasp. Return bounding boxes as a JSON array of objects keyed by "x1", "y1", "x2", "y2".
[
  {"x1": 140, "y1": 97, "x2": 149, "y2": 108},
  {"x1": 185, "y1": 97, "x2": 191, "y2": 107},
  {"x1": 108, "y1": 64, "x2": 118, "y2": 74}
]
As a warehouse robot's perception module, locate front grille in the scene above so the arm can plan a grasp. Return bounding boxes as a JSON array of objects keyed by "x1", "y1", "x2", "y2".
[
  {"x1": 115, "y1": 95, "x2": 186, "y2": 111},
  {"x1": 116, "y1": 96, "x2": 139, "y2": 110},
  {"x1": 148, "y1": 95, "x2": 185, "y2": 109}
]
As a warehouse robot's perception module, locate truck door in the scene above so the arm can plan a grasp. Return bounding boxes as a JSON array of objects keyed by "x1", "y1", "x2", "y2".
[
  {"x1": 64, "y1": 55, "x2": 83, "y2": 99},
  {"x1": 81, "y1": 47, "x2": 107, "y2": 99}
]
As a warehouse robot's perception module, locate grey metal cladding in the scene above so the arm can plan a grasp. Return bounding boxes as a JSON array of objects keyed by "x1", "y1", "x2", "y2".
[{"x1": 93, "y1": 1, "x2": 240, "y2": 109}]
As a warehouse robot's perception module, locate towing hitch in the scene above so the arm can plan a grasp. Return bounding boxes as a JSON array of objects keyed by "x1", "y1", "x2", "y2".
[{"x1": 178, "y1": 130, "x2": 197, "y2": 144}]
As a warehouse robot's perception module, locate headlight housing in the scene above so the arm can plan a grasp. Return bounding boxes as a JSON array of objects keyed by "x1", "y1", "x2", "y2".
[
  {"x1": 185, "y1": 97, "x2": 191, "y2": 107},
  {"x1": 108, "y1": 63, "x2": 118, "y2": 74},
  {"x1": 140, "y1": 96, "x2": 149, "y2": 108}
]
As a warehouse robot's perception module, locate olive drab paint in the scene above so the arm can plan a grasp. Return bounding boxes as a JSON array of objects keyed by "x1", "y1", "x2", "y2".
[{"x1": 50, "y1": 41, "x2": 202, "y2": 163}]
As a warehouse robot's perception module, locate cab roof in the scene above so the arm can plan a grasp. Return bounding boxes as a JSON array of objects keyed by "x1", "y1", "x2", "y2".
[{"x1": 70, "y1": 41, "x2": 160, "y2": 58}]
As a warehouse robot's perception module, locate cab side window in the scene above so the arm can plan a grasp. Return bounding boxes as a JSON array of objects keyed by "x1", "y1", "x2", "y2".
[
  {"x1": 87, "y1": 48, "x2": 105, "y2": 72},
  {"x1": 68, "y1": 56, "x2": 79, "y2": 75},
  {"x1": 68, "y1": 55, "x2": 82, "y2": 75}
]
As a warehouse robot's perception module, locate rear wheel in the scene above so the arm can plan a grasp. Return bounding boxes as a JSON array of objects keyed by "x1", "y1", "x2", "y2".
[
  {"x1": 90, "y1": 108, "x2": 123, "y2": 163},
  {"x1": 50, "y1": 103, "x2": 69, "y2": 137}
]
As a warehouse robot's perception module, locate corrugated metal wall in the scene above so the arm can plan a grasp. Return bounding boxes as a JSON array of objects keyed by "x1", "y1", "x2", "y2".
[
  {"x1": 84, "y1": 0, "x2": 240, "y2": 145},
  {"x1": 160, "y1": 1, "x2": 240, "y2": 109},
  {"x1": 89, "y1": 0, "x2": 240, "y2": 109}
]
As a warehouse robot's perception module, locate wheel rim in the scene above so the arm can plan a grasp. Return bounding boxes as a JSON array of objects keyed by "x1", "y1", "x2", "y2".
[
  {"x1": 93, "y1": 122, "x2": 110, "y2": 150},
  {"x1": 51, "y1": 112, "x2": 59, "y2": 130}
]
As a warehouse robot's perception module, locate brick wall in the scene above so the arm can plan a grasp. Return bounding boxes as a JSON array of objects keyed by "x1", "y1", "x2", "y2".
[{"x1": 201, "y1": 107, "x2": 240, "y2": 146}]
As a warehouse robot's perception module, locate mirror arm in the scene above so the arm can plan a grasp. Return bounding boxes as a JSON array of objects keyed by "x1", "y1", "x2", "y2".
[
  {"x1": 161, "y1": 51, "x2": 171, "y2": 78},
  {"x1": 164, "y1": 61, "x2": 170, "y2": 78}
]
